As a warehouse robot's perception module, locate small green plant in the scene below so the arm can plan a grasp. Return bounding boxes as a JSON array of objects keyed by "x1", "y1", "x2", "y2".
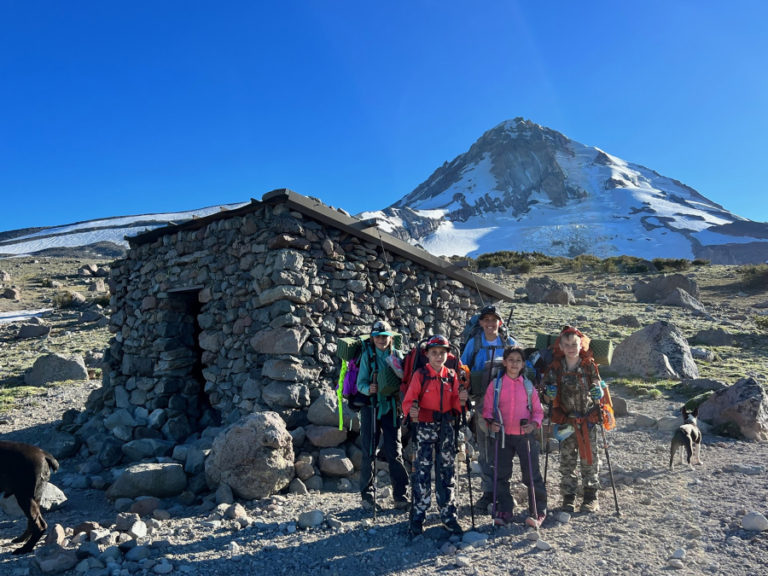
[{"x1": 754, "y1": 315, "x2": 768, "y2": 331}]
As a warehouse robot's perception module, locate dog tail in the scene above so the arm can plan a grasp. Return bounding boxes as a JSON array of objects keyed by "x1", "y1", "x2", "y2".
[{"x1": 44, "y1": 451, "x2": 60, "y2": 473}]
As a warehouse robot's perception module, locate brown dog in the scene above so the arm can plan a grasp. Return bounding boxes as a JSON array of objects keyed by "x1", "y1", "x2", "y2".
[{"x1": 0, "y1": 440, "x2": 59, "y2": 554}]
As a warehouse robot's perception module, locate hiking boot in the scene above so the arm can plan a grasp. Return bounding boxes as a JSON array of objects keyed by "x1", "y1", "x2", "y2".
[
  {"x1": 493, "y1": 511, "x2": 513, "y2": 527},
  {"x1": 475, "y1": 492, "x2": 494, "y2": 513},
  {"x1": 525, "y1": 510, "x2": 547, "y2": 528},
  {"x1": 562, "y1": 494, "x2": 576, "y2": 514},
  {"x1": 442, "y1": 517, "x2": 464, "y2": 535},
  {"x1": 408, "y1": 521, "x2": 424, "y2": 537},
  {"x1": 582, "y1": 489, "x2": 599, "y2": 513},
  {"x1": 393, "y1": 498, "x2": 410, "y2": 511}
]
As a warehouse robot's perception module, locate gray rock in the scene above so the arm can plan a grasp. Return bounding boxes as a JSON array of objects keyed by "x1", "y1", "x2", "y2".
[
  {"x1": 318, "y1": 448, "x2": 354, "y2": 477},
  {"x1": 0, "y1": 482, "x2": 67, "y2": 517},
  {"x1": 25, "y1": 353, "x2": 89, "y2": 386},
  {"x1": 633, "y1": 274, "x2": 700, "y2": 302},
  {"x1": 691, "y1": 327, "x2": 733, "y2": 347},
  {"x1": 526, "y1": 276, "x2": 575, "y2": 305},
  {"x1": 305, "y1": 424, "x2": 347, "y2": 448},
  {"x1": 17, "y1": 323, "x2": 51, "y2": 339},
  {"x1": 106, "y1": 463, "x2": 187, "y2": 500},
  {"x1": 611, "y1": 321, "x2": 698, "y2": 379},
  {"x1": 698, "y1": 378, "x2": 768, "y2": 441},
  {"x1": 205, "y1": 411, "x2": 295, "y2": 500},
  {"x1": 742, "y1": 512, "x2": 768, "y2": 531}
]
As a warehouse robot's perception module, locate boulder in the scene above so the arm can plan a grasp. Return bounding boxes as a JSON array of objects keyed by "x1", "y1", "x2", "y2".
[
  {"x1": 698, "y1": 378, "x2": 768, "y2": 441},
  {"x1": 106, "y1": 462, "x2": 187, "y2": 499},
  {"x1": 633, "y1": 273, "x2": 700, "y2": 302},
  {"x1": 24, "y1": 353, "x2": 89, "y2": 386},
  {"x1": 1, "y1": 287, "x2": 20, "y2": 300},
  {"x1": 17, "y1": 323, "x2": 51, "y2": 339},
  {"x1": 204, "y1": 411, "x2": 295, "y2": 499},
  {"x1": 304, "y1": 424, "x2": 347, "y2": 448},
  {"x1": 318, "y1": 448, "x2": 354, "y2": 477},
  {"x1": 307, "y1": 389, "x2": 355, "y2": 429},
  {"x1": 0, "y1": 482, "x2": 67, "y2": 517},
  {"x1": 660, "y1": 287, "x2": 707, "y2": 314},
  {"x1": 681, "y1": 378, "x2": 728, "y2": 393},
  {"x1": 611, "y1": 321, "x2": 698, "y2": 379},
  {"x1": 691, "y1": 328, "x2": 734, "y2": 347},
  {"x1": 525, "y1": 277, "x2": 575, "y2": 305}
]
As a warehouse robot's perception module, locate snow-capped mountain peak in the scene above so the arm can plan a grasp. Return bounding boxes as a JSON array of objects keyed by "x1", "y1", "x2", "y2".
[{"x1": 363, "y1": 118, "x2": 768, "y2": 264}]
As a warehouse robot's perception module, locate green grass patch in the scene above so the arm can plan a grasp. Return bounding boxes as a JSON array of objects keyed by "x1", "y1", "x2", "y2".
[
  {"x1": 737, "y1": 263, "x2": 768, "y2": 291},
  {"x1": 0, "y1": 385, "x2": 47, "y2": 413},
  {"x1": 609, "y1": 377, "x2": 679, "y2": 398}
]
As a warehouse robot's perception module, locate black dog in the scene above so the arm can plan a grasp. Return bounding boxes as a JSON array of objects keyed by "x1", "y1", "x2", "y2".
[
  {"x1": 0, "y1": 441, "x2": 59, "y2": 554},
  {"x1": 669, "y1": 407, "x2": 703, "y2": 471}
]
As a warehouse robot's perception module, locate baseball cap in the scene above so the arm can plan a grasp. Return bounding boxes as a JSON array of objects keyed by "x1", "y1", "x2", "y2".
[
  {"x1": 425, "y1": 335, "x2": 451, "y2": 350},
  {"x1": 371, "y1": 320, "x2": 394, "y2": 336},
  {"x1": 479, "y1": 304, "x2": 502, "y2": 321}
]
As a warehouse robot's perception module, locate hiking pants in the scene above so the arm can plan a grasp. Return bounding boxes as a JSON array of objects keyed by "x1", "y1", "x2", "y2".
[
  {"x1": 359, "y1": 406, "x2": 409, "y2": 502},
  {"x1": 411, "y1": 418, "x2": 458, "y2": 524},
  {"x1": 494, "y1": 433, "x2": 548, "y2": 516},
  {"x1": 472, "y1": 394, "x2": 494, "y2": 495},
  {"x1": 559, "y1": 424, "x2": 600, "y2": 496}
]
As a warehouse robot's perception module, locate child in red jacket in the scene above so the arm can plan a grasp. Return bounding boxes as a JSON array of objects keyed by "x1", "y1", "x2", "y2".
[
  {"x1": 483, "y1": 346, "x2": 547, "y2": 527},
  {"x1": 402, "y1": 335, "x2": 469, "y2": 537}
]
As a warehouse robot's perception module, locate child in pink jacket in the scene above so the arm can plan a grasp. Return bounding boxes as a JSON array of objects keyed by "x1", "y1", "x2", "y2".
[{"x1": 483, "y1": 346, "x2": 548, "y2": 527}]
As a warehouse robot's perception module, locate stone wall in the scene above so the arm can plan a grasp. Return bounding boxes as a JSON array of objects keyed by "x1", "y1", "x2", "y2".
[{"x1": 79, "y1": 200, "x2": 486, "y2": 489}]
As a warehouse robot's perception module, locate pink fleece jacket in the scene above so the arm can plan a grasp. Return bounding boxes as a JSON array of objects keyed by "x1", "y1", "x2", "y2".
[{"x1": 482, "y1": 373, "x2": 544, "y2": 435}]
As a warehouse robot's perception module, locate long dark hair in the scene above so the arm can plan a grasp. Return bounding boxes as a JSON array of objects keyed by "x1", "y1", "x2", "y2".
[{"x1": 502, "y1": 346, "x2": 526, "y2": 378}]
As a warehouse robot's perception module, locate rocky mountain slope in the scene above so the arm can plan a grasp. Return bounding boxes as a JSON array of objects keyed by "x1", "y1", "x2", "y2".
[
  {"x1": 363, "y1": 118, "x2": 768, "y2": 264},
  {"x1": 1, "y1": 256, "x2": 767, "y2": 574}
]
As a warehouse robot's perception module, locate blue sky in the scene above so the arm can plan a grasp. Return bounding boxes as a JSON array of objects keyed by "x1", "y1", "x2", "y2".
[{"x1": 1, "y1": 1, "x2": 766, "y2": 233}]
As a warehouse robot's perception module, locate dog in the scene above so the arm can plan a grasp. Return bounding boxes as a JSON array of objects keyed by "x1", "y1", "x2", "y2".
[
  {"x1": 669, "y1": 407, "x2": 703, "y2": 470},
  {"x1": 0, "y1": 440, "x2": 59, "y2": 554}
]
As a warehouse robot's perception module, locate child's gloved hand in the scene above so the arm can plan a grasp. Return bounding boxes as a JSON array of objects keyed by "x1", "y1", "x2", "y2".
[
  {"x1": 589, "y1": 385, "x2": 604, "y2": 400},
  {"x1": 545, "y1": 384, "x2": 558, "y2": 398}
]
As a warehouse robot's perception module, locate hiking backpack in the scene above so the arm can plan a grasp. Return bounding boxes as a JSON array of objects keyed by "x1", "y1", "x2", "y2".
[
  {"x1": 400, "y1": 339, "x2": 469, "y2": 399},
  {"x1": 460, "y1": 306, "x2": 515, "y2": 369},
  {"x1": 543, "y1": 335, "x2": 616, "y2": 431}
]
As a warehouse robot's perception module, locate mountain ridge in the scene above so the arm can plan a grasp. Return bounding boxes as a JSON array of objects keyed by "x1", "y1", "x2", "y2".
[
  {"x1": 361, "y1": 118, "x2": 768, "y2": 264},
  {"x1": 1, "y1": 119, "x2": 766, "y2": 263}
]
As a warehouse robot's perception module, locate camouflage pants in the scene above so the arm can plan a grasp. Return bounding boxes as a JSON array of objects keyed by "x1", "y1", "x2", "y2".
[
  {"x1": 559, "y1": 424, "x2": 600, "y2": 495},
  {"x1": 410, "y1": 418, "x2": 458, "y2": 524}
]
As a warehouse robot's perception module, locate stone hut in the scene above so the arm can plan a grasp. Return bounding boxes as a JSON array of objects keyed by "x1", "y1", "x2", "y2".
[{"x1": 77, "y1": 190, "x2": 514, "y2": 493}]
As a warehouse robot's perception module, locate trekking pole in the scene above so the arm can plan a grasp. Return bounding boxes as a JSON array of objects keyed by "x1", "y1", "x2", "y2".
[
  {"x1": 521, "y1": 419, "x2": 540, "y2": 531},
  {"x1": 598, "y1": 408, "x2": 621, "y2": 517},
  {"x1": 491, "y1": 409, "x2": 504, "y2": 521},
  {"x1": 543, "y1": 404, "x2": 551, "y2": 484},
  {"x1": 371, "y1": 394, "x2": 378, "y2": 523},
  {"x1": 460, "y1": 402, "x2": 476, "y2": 530},
  {"x1": 408, "y1": 399, "x2": 419, "y2": 531}
]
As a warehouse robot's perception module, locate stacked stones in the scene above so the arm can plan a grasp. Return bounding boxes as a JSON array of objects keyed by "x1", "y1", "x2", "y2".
[{"x1": 74, "y1": 199, "x2": 484, "y2": 496}]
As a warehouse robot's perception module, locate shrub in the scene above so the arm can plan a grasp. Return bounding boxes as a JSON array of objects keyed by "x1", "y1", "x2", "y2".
[
  {"x1": 755, "y1": 315, "x2": 768, "y2": 331},
  {"x1": 475, "y1": 251, "x2": 554, "y2": 272},
  {"x1": 652, "y1": 258, "x2": 691, "y2": 272}
]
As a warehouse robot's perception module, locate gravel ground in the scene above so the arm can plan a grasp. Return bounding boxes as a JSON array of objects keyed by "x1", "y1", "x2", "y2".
[{"x1": 1, "y1": 379, "x2": 767, "y2": 576}]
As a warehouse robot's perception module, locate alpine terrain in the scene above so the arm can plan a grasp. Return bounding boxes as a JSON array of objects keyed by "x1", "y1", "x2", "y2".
[{"x1": 363, "y1": 118, "x2": 768, "y2": 264}]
